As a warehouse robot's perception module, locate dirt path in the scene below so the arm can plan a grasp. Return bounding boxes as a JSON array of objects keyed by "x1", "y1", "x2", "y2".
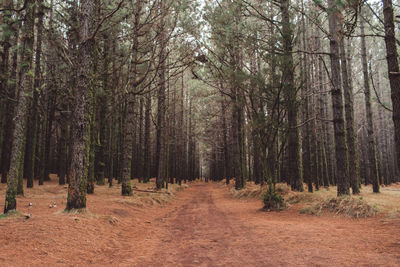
[
  {"x1": 141, "y1": 183, "x2": 400, "y2": 266},
  {"x1": 1, "y1": 182, "x2": 400, "y2": 266},
  {"x1": 142, "y1": 184, "x2": 271, "y2": 266}
]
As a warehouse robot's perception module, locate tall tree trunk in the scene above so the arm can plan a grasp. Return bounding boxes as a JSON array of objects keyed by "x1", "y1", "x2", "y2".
[
  {"x1": 156, "y1": 1, "x2": 167, "y2": 189},
  {"x1": 122, "y1": 0, "x2": 144, "y2": 195},
  {"x1": 143, "y1": 91, "x2": 151, "y2": 183},
  {"x1": 340, "y1": 37, "x2": 359, "y2": 194},
  {"x1": 0, "y1": 0, "x2": 18, "y2": 184},
  {"x1": 221, "y1": 93, "x2": 229, "y2": 184},
  {"x1": 4, "y1": 1, "x2": 35, "y2": 212},
  {"x1": 376, "y1": 71, "x2": 391, "y2": 184},
  {"x1": 381, "y1": 0, "x2": 400, "y2": 177},
  {"x1": 281, "y1": 0, "x2": 303, "y2": 191},
  {"x1": 327, "y1": 0, "x2": 350, "y2": 196},
  {"x1": 360, "y1": 14, "x2": 380, "y2": 193},
  {"x1": 25, "y1": 0, "x2": 44, "y2": 188},
  {"x1": 96, "y1": 33, "x2": 110, "y2": 186},
  {"x1": 137, "y1": 96, "x2": 144, "y2": 181},
  {"x1": 0, "y1": 0, "x2": 13, "y2": 182},
  {"x1": 66, "y1": 0, "x2": 94, "y2": 210}
]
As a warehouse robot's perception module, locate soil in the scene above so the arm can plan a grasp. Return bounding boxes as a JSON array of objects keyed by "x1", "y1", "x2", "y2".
[{"x1": 1, "y1": 181, "x2": 400, "y2": 266}]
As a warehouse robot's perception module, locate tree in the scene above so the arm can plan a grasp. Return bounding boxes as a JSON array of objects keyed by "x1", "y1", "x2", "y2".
[
  {"x1": 381, "y1": 0, "x2": 400, "y2": 177},
  {"x1": 66, "y1": 0, "x2": 95, "y2": 210},
  {"x1": 327, "y1": 0, "x2": 350, "y2": 196},
  {"x1": 281, "y1": 0, "x2": 303, "y2": 191},
  {"x1": 4, "y1": 1, "x2": 35, "y2": 212},
  {"x1": 360, "y1": 11, "x2": 379, "y2": 193}
]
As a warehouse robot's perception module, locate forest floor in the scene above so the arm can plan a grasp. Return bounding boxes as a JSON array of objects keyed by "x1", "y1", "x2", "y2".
[{"x1": 0, "y1": 179, "x2": 400, "y2": 266}]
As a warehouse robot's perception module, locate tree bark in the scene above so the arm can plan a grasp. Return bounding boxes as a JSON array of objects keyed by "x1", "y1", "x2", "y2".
[
  {"x1": 381, "y1": 0, "x2": 400, "y2": 177},
  {"x1": 0, "y1": 0, "x2": 17, "y2": 184},
  {"x1": 327, "y1": 0, "x2": 350, "y2": 196},
  {"x1": 4, "y1": 1, "x2": 35, "y2": 212},
  {"x1": 281, "y1": 0, "x2": 303, "y2": 191},
  {"x1": 156, "y1": 1, "x2": 167, "y2": 189},
  {"x1": 66, "y1": 0, "x2": 94, "y2": 210},
  {"x1": 143, "y1": 91, "x2": 152, "y2": 183},
  {"x1": 340, "y1": 37, "x2": 359, "y2": 194},
  {"x1": 360, "y1": 14, "x2": 380, "y2": 193}
]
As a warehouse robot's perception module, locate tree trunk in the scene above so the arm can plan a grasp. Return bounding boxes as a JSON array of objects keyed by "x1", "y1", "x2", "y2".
[
  {"x1": 340, "y1": 37, "x2": 359, "y2": 194},
  {"x1": 0, "y1": 0, "x2": 14, "y2": 183},
  {"x1": 143, "y1": 91, "x2": 152, "y2": 183},
  {"x1": 0, "y1": 0, "x2": 18, "y2": 184},
  {"x1": 281, "y1": 0, "x2": 303, "y2": 191},
  {"x1": 381, "y1": 0, "x2": 400, "y2": 177},
  {"x1": 25, "y1": 0, "x2": 44, "y2": 188},
  {"x1": 4, "y1": 1, "x2": 35, "y2": 212},
  {"x1": 327, "y1": 0, "x2": 350, "y2": 196},
  {"x1": 95, "y1": 33, "x2": 110, "y2": 186},
  {"x1": 156, "y1": 1, "x2": 167, "y2": 190},
  {"x1": 66, "y1": 0, "x2": 94, "y2": 210},
  {"x1": 360, "y1": 14, "x2": 380, "y2": 193}
]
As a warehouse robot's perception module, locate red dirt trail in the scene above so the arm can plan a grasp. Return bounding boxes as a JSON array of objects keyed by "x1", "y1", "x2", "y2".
[{"x1": 1, "y1": 182, "x2": 400, "y2": 266}]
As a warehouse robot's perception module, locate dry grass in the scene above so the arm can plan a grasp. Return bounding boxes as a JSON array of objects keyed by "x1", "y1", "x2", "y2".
[
  {"x1": 224, "y1": 181, "x2": 400, "y2": 218},
  {"x1": 301, "y1": 196, "x2": 378, "y2": 218},
  {"x1": 286, "y1": 192, "x2": 323, "y2": 204},
  {"x1": 307, "y1": 185, "x2": 400, "y2": 216},
  {"x1": 229, "y1": 186, "x2": 266, "y2": 199},
  {"x1": 228, "y1": 182, "x2": 291, "y2": 200},
  {"x1": 113, "y1": 179, "x2": 189, "y2": 207},
  {"x1": 0, "y1": 175, "x2": 189, "y2": 220},
  {"x1": 0, "y1": 210, "x2": 24, "y2": 220}
]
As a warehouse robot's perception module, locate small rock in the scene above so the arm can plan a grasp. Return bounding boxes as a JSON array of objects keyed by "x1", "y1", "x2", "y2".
[
  {"x1": 25, "y1": 214, "x2": 32, "y2": 219},
  {"x1": 28, "y1": 203, "x2": 33, "y2": 207}
]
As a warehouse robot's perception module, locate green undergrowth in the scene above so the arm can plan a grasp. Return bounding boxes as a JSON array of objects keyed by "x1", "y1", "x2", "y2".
[
  {"x1": 301, "y1": 196, "x2": 379, "y2": 218},
  {"x1": 229, "y1": 183, "x2": 290, "y2": 211},
  {"x1": 262, "y1": 189, "x2": 287, "y2": 211}
]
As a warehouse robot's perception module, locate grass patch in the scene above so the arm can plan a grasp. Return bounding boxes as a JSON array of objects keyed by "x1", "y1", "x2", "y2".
[
  {"x1": 116, "y1": 182, "x2": 188, "y2": 207},
  {"x1": 224, "y1": 183, "x2": 400, "y2": 218},
  {"x1": 0, "y1": 210, "x2": 24, "y2": 220},
  {"x1": 386, "y1": 209, "x2": 400, "y2": 219},
  {"x1": 303, "y1": 196, "x2": 379, "y2": 218},
  {"x1": 229, "y1": 183, "x2": 293, "y2": 200},
  {"x1": 230, "y1": 186, "x2": 266, "y2": 199},
  {"x1": 275, "y1": 184, "x2": 291, "y2": 195},
  {"x1": 63, "y1": 208, "x2": 88, "y2": 214},
  {"x1": 286, "y1": 192, "x2": 322, "y2": 204}
]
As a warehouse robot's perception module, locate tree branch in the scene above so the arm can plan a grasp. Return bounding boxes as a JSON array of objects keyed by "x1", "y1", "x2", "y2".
[{"x1": 87, "y1": 0, "x2": 125, "y2": 41}]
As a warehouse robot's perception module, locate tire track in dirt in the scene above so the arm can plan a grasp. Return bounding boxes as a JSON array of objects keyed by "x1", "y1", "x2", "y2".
[
  {"x1": 1, "y1": 181, "x2": 400, "y2": 266},
  {"x1": 139, "y1": 183, "x2": 400, "y2": 267},
  {"x1": 143, "y1": 184, "x2": 273, "y2": 266}
]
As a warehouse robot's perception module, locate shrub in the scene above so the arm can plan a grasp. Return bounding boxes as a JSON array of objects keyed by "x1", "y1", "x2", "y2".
[{"x1": 262, "y1": 189, "x2": 286, "y2": 211}]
